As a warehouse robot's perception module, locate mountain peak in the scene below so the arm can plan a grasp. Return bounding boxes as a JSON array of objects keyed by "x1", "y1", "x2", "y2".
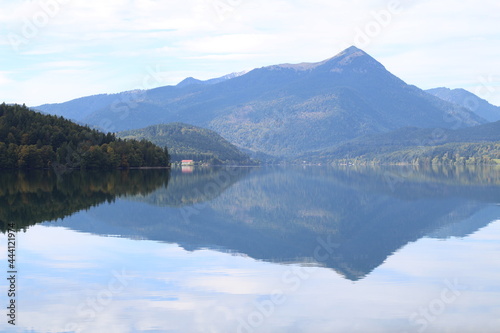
[
  {"x1": 176, "y1": 71, "x2": 249, "y2": 88},
  {"x1": 316, "y1": 45, "x2": 385, "y2": 74},
  {"x1": 340, "y1": 45, "x2": 365, "y2": 55},
  {"x1": 330, "y1": 46, "x2": 371, "y2": 63},
  {"x1": 264, "y1": 46, "x2": 371, "y2": 72},
  {"x1": 176, "y1": 77, "x2": 203, "y2": 87}
]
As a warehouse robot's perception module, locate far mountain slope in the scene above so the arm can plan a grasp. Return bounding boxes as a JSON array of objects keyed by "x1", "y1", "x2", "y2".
[
  {"x1": 300, "y1": 121, "x2": 500, "y2": 164},
  {"x1": 427, "y1": 87, "x2": 500, "y2": 122},
  {"x1": 35, "y1": 93, "x2": 122, "y2": 122}
]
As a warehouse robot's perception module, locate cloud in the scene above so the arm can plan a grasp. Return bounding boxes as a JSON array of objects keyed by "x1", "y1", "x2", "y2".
[
  {"x1": 19, "y1": 44, "x2": 67, "y2": 55},
  {"x1": 0, "y1": 72, "x2": 12, "y2": 85},
  {"x1": 180, "y1": 33, "x2": 277, "y2": 54},
  {"x1": 38, "y1": 60, "x2": 98, "y2": 69}
]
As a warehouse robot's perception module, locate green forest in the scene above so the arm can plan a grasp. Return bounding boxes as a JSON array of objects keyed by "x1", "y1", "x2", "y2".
[
  {"x1": 0, "y1": 103, "x2": 170, "y2": 169},
  {"x1": 320, "y1": 142, "x2": 500, "y2": 166},
  {"x1": 118, "y1": 123, "x2": 254, "y2": 165},
  {"x1": 300, "y1": 122, "x2": 500, "y2": 166}
]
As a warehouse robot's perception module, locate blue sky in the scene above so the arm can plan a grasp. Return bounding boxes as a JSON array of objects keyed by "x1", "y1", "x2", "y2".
[{"x1": 1, "y1": 0, "x2": 499, "y2": 106}]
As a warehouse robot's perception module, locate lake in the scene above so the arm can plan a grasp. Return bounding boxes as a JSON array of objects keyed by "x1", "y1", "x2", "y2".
[{"x1": 1, "y1": 165, "x2": 500, "y2": 333}]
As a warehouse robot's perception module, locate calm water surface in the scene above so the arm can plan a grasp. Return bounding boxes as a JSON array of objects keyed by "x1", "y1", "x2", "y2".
[{"x1": 1, "y1": 166, "x2": 500, "y2": 333}]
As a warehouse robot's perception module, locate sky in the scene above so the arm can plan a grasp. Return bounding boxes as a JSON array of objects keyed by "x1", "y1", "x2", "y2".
[{"x1": 0, "y1": 0, "x2": 499, "y2": 106}]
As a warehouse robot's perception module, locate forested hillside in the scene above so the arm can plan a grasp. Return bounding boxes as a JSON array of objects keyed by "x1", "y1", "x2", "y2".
[
  {"x1": 300, "y1": 122, "x2": 500, "y2": 165},
  {"x1": 118, "y1": 123, "x2": 253, "y2": 164},
  {"x1": 0, "y1": 103, "x2": 169, "y2": 169}
]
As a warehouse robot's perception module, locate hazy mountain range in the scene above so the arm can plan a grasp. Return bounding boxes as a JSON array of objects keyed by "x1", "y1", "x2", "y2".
[
  {"x1": 426, "y1": 87, "x2": 500, "y2": 122},
  {"x1": 34, "y1": 46, "x2": 489, "y2": 159}
]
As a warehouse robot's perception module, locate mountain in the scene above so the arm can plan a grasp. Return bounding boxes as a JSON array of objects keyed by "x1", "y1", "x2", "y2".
[
  {"x1": 34, "y1": 93, "x2": 123, "y2": 122},
  {"x1": 300, "y1": 120, "x2": 500, "y2": 164},
  {"x1": 34, "y1": 46, "x2": 485, "y2": 158},
  {"x1": 117, "y1": 123, "x2": 253, "y2": 164},
  {"x1": 426, "y1": 87, "x2": 500, "y2": 122}
]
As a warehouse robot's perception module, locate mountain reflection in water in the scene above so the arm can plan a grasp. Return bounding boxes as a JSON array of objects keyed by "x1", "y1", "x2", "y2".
[{"x1": 2, "y1": 165, "x2": 499, "y2": 281}]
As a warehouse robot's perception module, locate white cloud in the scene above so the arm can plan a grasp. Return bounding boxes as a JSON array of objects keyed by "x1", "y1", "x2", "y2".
[
  {"x1": 180, "y1": 33, "x2": 277, "y2": 54},
  {"x1": 19, "y1": 44, "x2": 67, "y2": 55},
  {"x1": 38, "y1": 60, "x2": 98, "y2": 68},
  {"x1": 0, "y1": 72, "x2": 12, "y2": 85}
]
